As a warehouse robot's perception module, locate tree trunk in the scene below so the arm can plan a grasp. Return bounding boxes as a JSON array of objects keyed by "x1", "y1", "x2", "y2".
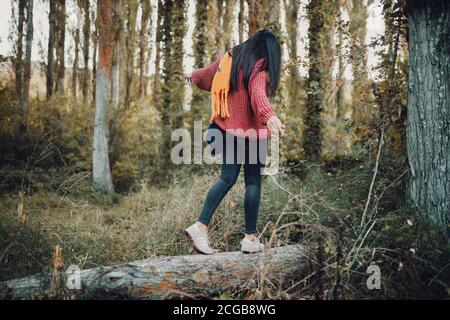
[
  {"x1": 349, "y1": 0, "x2": 368, "y2": 123},
  {"x1": 152, "y1": 0, "x2": 162, "y2": 108},
  {"x1": 0, "y1": 245, "x2": 308, "y2": 299},
  {"x1": 406, "y1": 0, "x2": 450, "y2": 236},
  {"x1": 285, "y1": 0, "x2": 300, "y2": 111},
  {"x1": 246, "y1": 0, "x2": 262, "y2": 35},
  {"x1": 125, "y1": 0, "x2": 138, "y2": 104},
  {"x1": 82, "y1": 0, "x2": 90, "y2": 102},
  {"x1": 92, "y1": 13, "x2": 98, "y2": 105},
  {"x1": 138, "y1": 0, "x2": 151, "y2": 98},
  {"x1": 335, "y1": 6, "x2": 344, "y2": 120},
  {"x1": 22, "y1": 0, "x2": 33, "y2": 117},
  {"x1": 72, "y1": 1, "x2": 82, "y2": 99},
  {"x1": 93, "y1": 0, "x2": 114, "y2": 194},
  {"x1": 303, "y1": 0, "x2": 325, "y2": 162},
  {"x1": 238, "y1": 0, "x2": 244, "y2": 43},
  {"x1": 111, "y1": 0, "x2": 124, "y2": 109},
  {"x1": 191, "y1": 0, "x2": 210, "y2": 127},
  {"x1": 55, "y1": 0, "x2": 66, "y2": 95},
  {"x1": 15, "y1": 0, "x2": 26, "y2": 106},
  {"x1": 160, "y1": 0, "x2": 187, "y2": 176},
  {"x1": 222, "y1": 0, "x2": 235, "y2": 50},
  {"x1": 46, "y1": 0, "x2": 56, "y2": 98}
]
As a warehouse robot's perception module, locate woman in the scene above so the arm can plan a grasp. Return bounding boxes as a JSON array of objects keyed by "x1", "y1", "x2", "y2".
[{"x1": 184, "y1": 30, "x2": 285, "y2": 254}]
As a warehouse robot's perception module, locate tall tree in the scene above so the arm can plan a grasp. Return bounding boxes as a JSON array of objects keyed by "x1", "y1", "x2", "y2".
[
  {"x1": 246, "y1": 0, "x2": 280, "y2": 35},
  {"x1": 111, "y1": 0, "x2": 124, "y2": 109},
  {"x1": 160, "y1": 0, "x2": 187, "y2": 176},
  {"x1": 284, "y1": 0, "x2": 300, "y2": 111},
  {"x1": 22, "y1": 0, "x2": 33, "y2": 115},
  {"x1": 283, "y1": 0, "x2": 302, "y2": 161},
  {"x1": 55, "y1": 0, "x2": 66, "y2": 95},
  {"x1": 125, "y1": 0, "x2": 138, "y2": 103},
  {"x1": 335, "y1": 4, "x2": 345, "y2": 119},
  {"x1": 91, "y1": 10, "x2": 98, "y2": 104},
  {"x1": 406, "y1": 0, "x2": 450, "y2": 236},
  {"x1": 222, "y1": 0, "x2": 235, "y2": 50},
  {"x1": 152, "y1": 0, "x2": 163, "y2": 107},
  {"x1": 72, "y1": 0, "x2": 82, "y2": 98},
  {"x1": 303, "y1": 0, "x2": 325, "y2": 162},
  {"x1": 93, "y1": 0, "x2": 115, "y2": 193},
  {"x1": 238, "y1": 0, "x2": 244, "y2": 43},
  {"x1": 349, "y1": 0, "x2": 368, "y2": 123},
  {"x1": 14, "y1": 0, "x2": 26, "y2": 105},
  {"x1": 81, "y1": 0, "x2": 90, "y2": 102},
  {"x1": 46, "y1": 0, "x2": 56, "y2": 98},
  {"x1": 191, "y1": 0, "x2": 210, "y2": 127},
  {"x1": 138, "y1": 0, "x2": 151, "y2": 97}
]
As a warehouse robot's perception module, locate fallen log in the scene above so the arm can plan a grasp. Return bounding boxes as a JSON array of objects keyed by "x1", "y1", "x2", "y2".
[{"x1": 0, "y1": 245, "x2": 309, "y2": 300}]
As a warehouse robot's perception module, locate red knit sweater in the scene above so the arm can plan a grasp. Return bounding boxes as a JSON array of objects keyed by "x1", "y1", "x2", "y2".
[{"x1": 191, "y1": 56, "x2": 276, "y2": 139}]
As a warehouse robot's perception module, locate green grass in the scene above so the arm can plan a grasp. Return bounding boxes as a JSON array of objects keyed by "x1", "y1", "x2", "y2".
[{"x1": 0, "y1": 158, "x2": 448, "y2": 299}]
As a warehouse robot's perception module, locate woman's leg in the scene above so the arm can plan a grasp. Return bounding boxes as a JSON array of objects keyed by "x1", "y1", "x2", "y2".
[
  {"x1": 243, "y1": 162, "x2": 262, "y2": 234},
  {"x1": 197, "y1": 162, "x2": 241, "y2": 226}
]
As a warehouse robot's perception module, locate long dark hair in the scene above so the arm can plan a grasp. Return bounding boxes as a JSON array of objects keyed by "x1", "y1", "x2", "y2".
[{"x1": 229, "y1": 29, "x2": 281, "y2": 98}]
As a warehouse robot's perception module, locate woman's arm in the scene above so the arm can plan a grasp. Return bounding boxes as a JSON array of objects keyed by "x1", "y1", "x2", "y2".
[
  {"x1": 188, "y1": 56, "x2": 221, "y2": 91},
  {"x1": 248, "y1": 70, "x2": 276, "y2": 125},
  {"x1": 249, "y1": 70, "x2": 285, "y2": 136}
]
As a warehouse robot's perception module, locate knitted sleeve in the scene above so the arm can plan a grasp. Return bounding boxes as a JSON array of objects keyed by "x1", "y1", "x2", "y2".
[
  {"x1": 248, "y1": 70, "x2": 276, "y2": 125},
  {"x1": 191, "y1": 56, "x2": 221, "y2": 92}
]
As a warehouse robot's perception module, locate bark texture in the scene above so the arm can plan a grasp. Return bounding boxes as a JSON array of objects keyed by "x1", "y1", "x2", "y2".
[
  {"x1": 125, "y1": 0, "x2": 138, "y2": 103},
  {"x1": 0, "y1": 245, "x2": 308, "y2": 300},
  {"x1": 82, "y1": 0, "x2": 90, "y2": 102},
  {"x1": 15, "y1": 0, "x2": 26, "y2": 106},
  {"x1": 46, "y1": 0, "x2": 56, "y2": 98},
  {"x1": 138, "y1": 0, "x2": 151, "y2": 97},
  {"x1": 303, "y1": 0, "x2": 325, "y2": 162},
  {"x1": 112, "y1": 0, "x2": 124, "y2": 109},
  {"x1": 93, "y1": 0, "x2": 114, "y2": 194},
  {"x1": 55, "y1": 0, "x2": 66, "y2": 95},
  {"x1": 349, "y1": 0, "x2": 368, "y2": 123},
  {"x1": 406, "y1": 0, "x2": 450, "y2": 235},
  {"x1": 22, "y1": 0, "x2": 33, "y2": 111}
]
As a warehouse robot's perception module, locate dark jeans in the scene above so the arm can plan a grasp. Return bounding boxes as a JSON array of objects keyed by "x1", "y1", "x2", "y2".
[{"x1": 198, "y1": 133, "x2": 267, "y2": 234}]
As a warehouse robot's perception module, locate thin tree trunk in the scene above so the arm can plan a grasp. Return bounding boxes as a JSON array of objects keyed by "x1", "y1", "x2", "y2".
[
  {"x1": 222, "y1": 0, "x2": 235, "y2": 50},
  {"x1": 22, "y1": 0, "x2": 33, "y2": 116},
  {"x1": 125, "y1": 0, "x2": 138, "y2": 103},
  {"x1": 406, "y1": 0, "x2": 450, "y2": 236},
  {"x1": 0, "y1": 245, "x2": 308, "y2": 300},
  {"x1": 15, "y1": 0, "x2": 26, "y2": 106},
  {"x1": 93, "y1": 0, "x2": 114, "y2": 194},
  {"x1": 92, "y1": 13, "x2": 98, "y2": 105},
  {"x1": 55, "y1": 0, "x2": 66, "y2": 95},
  {"x1": 152, "y1": 0, "x2": 162, "y2": 107},
  {"x1": 238, "y1": 0, "x2": 244, "y2": 43},
  {"x1": 349, "y1": 0, "x2": 368, "y2": 123},
  {"x1": 303, "y1": 0, "x2": 325, "y2": 162},
  {"x1": 160, "y1": 0, "x2": 187, "y2": 176},
  {"x1": 285, "y1": 0, "x2": 300, "y2": 111},
  {"x1": 46, "y1": 0, "x2": 56, "y2": 98},
  {"x1": 111, "y1": 0, "x2": 123, "y2": 109},
  {"x1": 82, "y1": 0, "x2": 90, "y2": 102},
  {"x1": 72, "y1": 1, "x2": 82, "y2": 99},
  {"x1": 138, "y1": 0, "x2": 151, "y2": 98},
  {"x1": 191, "y1": 0, "x2": 210, "y2": 130},
  {"x1": 335, "y1": 7, "x2": 344, "y2": 120}
]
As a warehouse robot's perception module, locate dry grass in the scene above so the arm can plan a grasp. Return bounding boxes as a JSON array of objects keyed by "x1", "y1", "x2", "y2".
[{"x1": 0, "y1": 160, "x2": 449, "y2": 299}]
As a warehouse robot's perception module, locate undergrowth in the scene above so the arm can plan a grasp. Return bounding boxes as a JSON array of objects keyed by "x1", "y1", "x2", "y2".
[{"x1": 0, "y1": 157, "x2": 448, "y2": 299}]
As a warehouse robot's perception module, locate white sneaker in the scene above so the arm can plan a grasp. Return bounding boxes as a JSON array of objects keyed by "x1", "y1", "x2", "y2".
[
  {"x1": 184, "y1": 224, "x2": 217, "y2": 255},
  {"x1": 240, "y1": 237, "x2": 265, "y2": 253}
]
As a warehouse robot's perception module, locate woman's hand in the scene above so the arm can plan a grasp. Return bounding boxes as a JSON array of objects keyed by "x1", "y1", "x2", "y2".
[
  {"x1": 267, "y1": 116, "x2": 285, "y2": 137},
  {"x1": 185, "y1": 75, "x2": 193, "y2": 84}
]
